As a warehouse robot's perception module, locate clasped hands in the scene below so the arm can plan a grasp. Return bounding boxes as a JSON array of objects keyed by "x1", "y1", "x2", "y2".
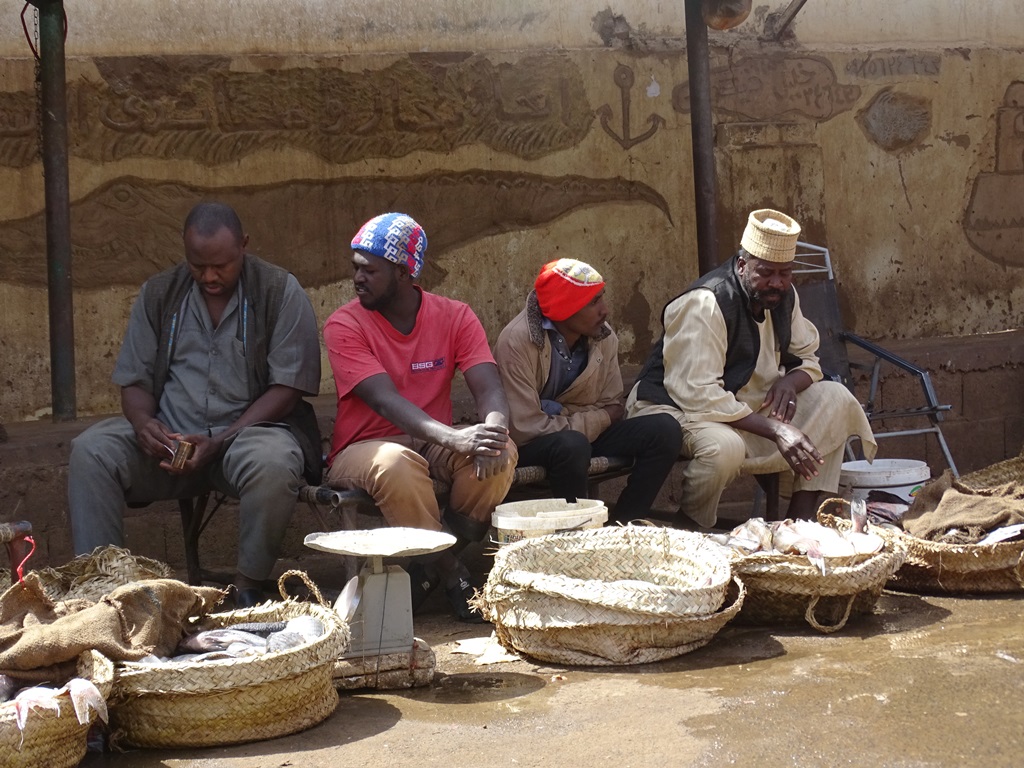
[{"x1": 453, "y1": 423, "x2": 514, "y2": 480}]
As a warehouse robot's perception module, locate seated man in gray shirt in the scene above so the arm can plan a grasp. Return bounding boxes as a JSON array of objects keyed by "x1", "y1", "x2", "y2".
[{"x1": 68, "y1": 202, "x2": 322, "y2": 607}]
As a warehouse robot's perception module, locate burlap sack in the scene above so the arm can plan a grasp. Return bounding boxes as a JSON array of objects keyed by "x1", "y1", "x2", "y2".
[
  {"x1": 904, "y1": 470, "x2": 1024, "y2": 542},
  {"x1": 0, "y1": 576, "x2": 223, "y2": 676}
]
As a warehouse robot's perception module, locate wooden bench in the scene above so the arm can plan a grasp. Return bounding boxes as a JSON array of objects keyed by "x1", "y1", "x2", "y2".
[{"x1": 178, "y1": 456, "x2": 636, "y2": 586}]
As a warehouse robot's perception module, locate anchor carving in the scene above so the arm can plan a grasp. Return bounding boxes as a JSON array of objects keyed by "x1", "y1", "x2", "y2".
[{"x1": 598, "y1": 64, "x2": 666, "y2": 150}]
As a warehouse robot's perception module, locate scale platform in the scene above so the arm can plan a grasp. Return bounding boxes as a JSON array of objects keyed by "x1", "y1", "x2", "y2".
[{"x1": 304, "y1": 528, "x2": 455, "y2": 658}]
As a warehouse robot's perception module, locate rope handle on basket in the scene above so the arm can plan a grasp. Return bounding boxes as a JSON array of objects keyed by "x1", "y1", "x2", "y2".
[
  {"x1": 277, "y1": 569, "x2": 329, "y2": 607},
  {"x1": 815, "y1": 497, "x2": 850, "y2": 523},
  {"x1": 804, "y1": 594, "x2": 856, "y2": 634}
]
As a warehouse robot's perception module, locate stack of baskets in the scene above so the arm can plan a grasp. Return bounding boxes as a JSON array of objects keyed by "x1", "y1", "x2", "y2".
[
  {"x1": 0, "y1": 650, "x2": 113, "y2": 768},
  {"x1": 110, "y1": 597, "x2": 349, "y2": 748},
  {"x1": 883, "y1": 455, "x2": 1024, "y2": 594},
  {"x1": 478, "y1": 525, "x2": 743, "y2": 666},
  {"x1": 730, "y1": 499, "x2": 906, "y2": 633}
]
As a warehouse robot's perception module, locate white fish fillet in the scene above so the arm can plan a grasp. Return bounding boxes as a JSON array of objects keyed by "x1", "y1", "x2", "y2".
[
  {"x1": 12, "y1": 686, "x2": 62, "y2": 732},
  {"x1": 68, "y1": 678, "x2": 108, "y2": 725}
]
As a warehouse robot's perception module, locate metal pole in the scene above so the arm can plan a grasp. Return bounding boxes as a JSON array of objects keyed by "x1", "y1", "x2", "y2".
[
  {"x1": 34, "y1": 0, "x2": 76, "y2": 421},
  {"x1": 684, "y1": 0, "x2": 719, "y2": 275}
]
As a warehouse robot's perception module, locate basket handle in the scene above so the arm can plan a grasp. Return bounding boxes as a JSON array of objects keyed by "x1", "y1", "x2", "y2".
[
  {"x1": 815, "y1": 497, "x2": 850, "y2": 522},
  {"x1": 277, "y1": 569, "x2": 329, "y2": 607},
  {"x1": 1014, "y1": 549, "x2": 1024, "y2": 589},
  {"x1": 804, "y1": 594, "x2": 855, "y2": 634}
]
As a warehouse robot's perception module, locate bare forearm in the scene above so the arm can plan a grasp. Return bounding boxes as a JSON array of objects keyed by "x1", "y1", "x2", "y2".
[
  {"x1": 121, "y1": 385, "x2": 158, "y2": 432},
  {"x1": 464, "y1": 363, "x2": 510, "y2": 428}
]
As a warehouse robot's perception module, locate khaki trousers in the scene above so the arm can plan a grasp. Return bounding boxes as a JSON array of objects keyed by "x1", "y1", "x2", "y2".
[{"x1": 326, "y1": 435, "x2": 517, "y2": 531}]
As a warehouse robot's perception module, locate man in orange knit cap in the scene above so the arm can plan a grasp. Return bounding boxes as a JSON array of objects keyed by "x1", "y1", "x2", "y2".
[{"x1": 495, "y1": 259, "x2": 681, "y2": 523}]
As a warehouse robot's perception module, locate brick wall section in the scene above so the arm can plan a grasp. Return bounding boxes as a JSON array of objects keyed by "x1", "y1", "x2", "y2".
[{"x1": 2, "y1": 330, "x2": 1022, "y2": 573}]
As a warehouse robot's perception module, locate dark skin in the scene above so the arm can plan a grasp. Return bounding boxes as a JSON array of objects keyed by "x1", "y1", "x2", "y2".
[
  {"x1": 351, "y1": 250, "x2": 514, "y2": 584},
  {"x1": 733, "y1": 253, "x2": 825, "y2": 519},
  {"x1": 123, "y1": 223, "x2": 306, "y2": 591},
  {"x1": 552, "y1": 288, "x2": 624, "y2": 423}
]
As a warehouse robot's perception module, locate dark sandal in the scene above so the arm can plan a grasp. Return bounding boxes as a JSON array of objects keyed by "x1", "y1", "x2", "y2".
[
  {"x1": 445, "y1": 575, "x2": 486, "y2": 624},
  {"x1": 407, "y1": 562, "x2": 442, "y2": 613}
]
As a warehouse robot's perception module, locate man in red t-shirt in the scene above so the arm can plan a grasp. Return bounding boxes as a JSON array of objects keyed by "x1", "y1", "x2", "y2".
[{"x1": 323, "y1": 212, "x2": 517, "y2": 621}]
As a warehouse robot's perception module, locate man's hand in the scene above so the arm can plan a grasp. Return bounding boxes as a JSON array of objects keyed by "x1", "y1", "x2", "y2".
[
  {"x1": 160, "y1": 433, "x2": 223, "y2": 475},
  {"x1": 762, "y1": 371, "x2": 813, "y2": 423},
  {"x1": 132, "y1": 416, "x2": 179, "y2": 462},
  {"x1": 473, "y1": 449, "x2": 512, "y2": 480},
  {"x1": 772, "y1": 422, "x2": 824, "y2": 480},
  {"x1": 604, "y1": 402, "x2": 625, "y2": 424},
  {"x1": 451, "y1": 423, "x2": 510, "y2": 459}
]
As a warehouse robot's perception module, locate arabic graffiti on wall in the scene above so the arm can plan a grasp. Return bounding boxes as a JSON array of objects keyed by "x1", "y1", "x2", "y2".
[
  {"x1": 672, "y1": 55, "x2": 861, "y2": 122},
  {"x1": 845, "y1": 52, "x2": 941, "y2": 80}
]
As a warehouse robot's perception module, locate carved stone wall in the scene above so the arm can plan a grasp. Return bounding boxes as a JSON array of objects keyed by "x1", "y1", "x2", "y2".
[{"x1": 1, "y1": 4, "x2": 1022, "y2": 422}]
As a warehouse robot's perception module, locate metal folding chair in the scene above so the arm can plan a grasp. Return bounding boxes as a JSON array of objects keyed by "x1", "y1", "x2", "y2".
[{"x1": 792, "y1": 243, "x2": 958, "y2": 476}]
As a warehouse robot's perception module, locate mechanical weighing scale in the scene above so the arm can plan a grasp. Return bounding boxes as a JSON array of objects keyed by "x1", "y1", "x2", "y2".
[{"x1": 304, "y1": 528, "x2": 456, "y2": 657}]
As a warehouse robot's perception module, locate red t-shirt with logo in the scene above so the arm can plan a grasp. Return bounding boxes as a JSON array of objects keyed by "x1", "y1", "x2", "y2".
[{"x1": 323, "y1": 288, "x2": 495, "y2": 463}]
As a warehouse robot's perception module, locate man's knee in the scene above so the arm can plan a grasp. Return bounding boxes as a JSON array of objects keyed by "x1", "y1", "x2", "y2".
[
  {"x1": 687, "y1": 427, "x2": 746, "y2": 471},
  {"x1": 526, "y1": 430, "x2": 591, "y2": 472},
  {"x1": 69, "y1": 419, "x2": 132, "y2": 476},
  {"x1": 642, "y1": 413, "x2": 684, "y2": 454},
  {"x1": 329, "y1": 440, "x2": 431, "y2": 494},
  {"x1": 226, "y1": 428, "x2": 304, "y2": 490}
]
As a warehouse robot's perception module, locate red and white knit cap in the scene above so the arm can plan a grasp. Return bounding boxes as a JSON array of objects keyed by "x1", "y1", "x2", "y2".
[{"x1": 534, "y1": 259, "x2": 605, "y2": 321}]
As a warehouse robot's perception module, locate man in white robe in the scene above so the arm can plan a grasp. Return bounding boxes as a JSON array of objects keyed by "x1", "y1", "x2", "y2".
[{"x1": 628, "y1": 209, "x2": 876, "y2": 526}]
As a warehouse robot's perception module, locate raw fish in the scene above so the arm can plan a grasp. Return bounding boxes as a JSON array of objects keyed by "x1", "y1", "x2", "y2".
[
  {"x1": 68, "y1": 678, "x2": 107, "y2": 725},
  {"x1": 178, "y1": 628, "x2": 267, "y2": 653}
]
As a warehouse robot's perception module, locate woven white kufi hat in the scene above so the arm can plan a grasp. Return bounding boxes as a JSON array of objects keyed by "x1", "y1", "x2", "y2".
[{"x1": 740, "y1": 209, "x2": 801, "y2": 263}]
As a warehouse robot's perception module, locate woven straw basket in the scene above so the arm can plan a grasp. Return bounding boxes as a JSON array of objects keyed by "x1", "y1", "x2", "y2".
[
  {"x1": 882, "y1": 456, "x2": 1024, "y2": 594},
  {"x1": 110, "y1": 598, "x2": 349, "y2": 748},
  {"x1": 731, "y1": 500, "x2": 906, "y2": 634},
  {"x1": 0, "y1": 546, "x2": 170, "y2": 604},
  {"x1": 479, "y1": 525, "x2": 743, "y2": 666},
  {"x1": 0, "y1": 650, "x2": 113, "y2": 768}
]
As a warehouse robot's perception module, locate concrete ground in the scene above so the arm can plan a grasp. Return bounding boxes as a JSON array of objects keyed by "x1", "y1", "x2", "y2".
[{"x1": 79, "y1": 550, "x2": 1024, "y2": 768}]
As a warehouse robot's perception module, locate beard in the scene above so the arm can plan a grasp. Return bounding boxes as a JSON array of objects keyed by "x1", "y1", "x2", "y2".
[
  {"x1": 355, "y1": 276, "x2": 399, "y2": 311},
  {"x1": 750, "y1": 288, "x2": 784, "y2": 308}
]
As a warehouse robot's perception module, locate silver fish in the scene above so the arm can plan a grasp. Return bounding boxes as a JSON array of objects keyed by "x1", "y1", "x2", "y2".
[{"x1": 178, "y1": 628, "x2": 267, "y2": 654}]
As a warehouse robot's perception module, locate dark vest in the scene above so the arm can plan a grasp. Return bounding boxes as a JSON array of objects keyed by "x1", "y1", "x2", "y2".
[
  {"x1": 142, "y1": 254, "x2": 323, "y2": 484},
  {"x1": 635, "y1": 255, "x2": 800, "y2": 409}
]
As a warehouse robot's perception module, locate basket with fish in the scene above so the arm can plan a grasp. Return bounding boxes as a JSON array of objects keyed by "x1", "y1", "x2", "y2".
[
  {"x1": 711, "y1": 499, "x2": 905, "y2": 633},
  {"x1": 0, "y1": 649, "x2": 113, "y2": 768},
  {"x1": 872, "y1": 458, "x2": 1024, "y2": 594},
  {"x1": 477, "y1": 525, "x2": 744, "y2": 666},
  {"x1": 109, "y1": 573, "x2": 349, "y2": 748}
]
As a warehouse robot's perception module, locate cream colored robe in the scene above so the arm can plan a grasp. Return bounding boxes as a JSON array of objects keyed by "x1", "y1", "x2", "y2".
[{"x1": 628, "y1": 288, "x2": 877, "y2": 525}]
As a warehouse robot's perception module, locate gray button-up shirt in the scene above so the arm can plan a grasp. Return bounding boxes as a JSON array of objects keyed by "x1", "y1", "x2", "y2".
[{"x1": 113, "y1": 274, "x2": 320, "y2": 435}]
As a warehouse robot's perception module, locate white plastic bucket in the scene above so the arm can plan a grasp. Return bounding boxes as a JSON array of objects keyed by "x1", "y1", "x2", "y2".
[
  {"x1": 490, "y1": 498, "x2": 608, "y2": 545},
  {"x1": 839, "y1": 459, "x2": 931, "y2": 504}
]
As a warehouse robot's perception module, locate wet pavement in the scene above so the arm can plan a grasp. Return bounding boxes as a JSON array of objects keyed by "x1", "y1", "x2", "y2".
[{"x1": 80, "y1": 583, "x2": 1024, "y2": 768}]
